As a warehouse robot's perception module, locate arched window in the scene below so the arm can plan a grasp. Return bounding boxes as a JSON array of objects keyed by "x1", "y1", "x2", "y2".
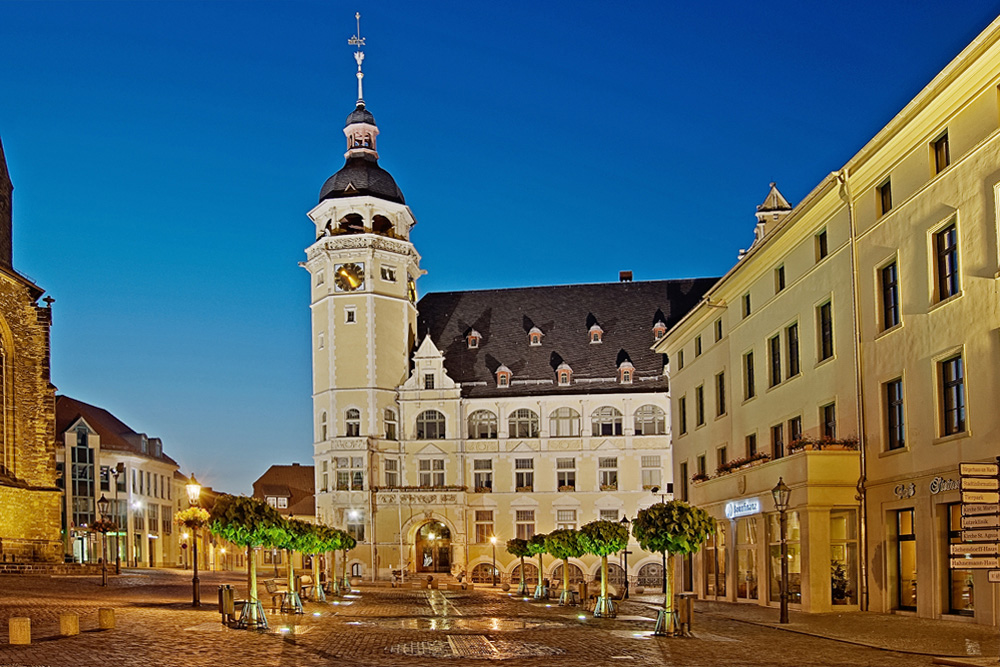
[
  {"x1": 416, "y1": 410, "x2": 446, "y2": 439},
  {"x1": 552, "y1": 562, "x2": 585, "y2": 585},
  {"x1": 591, "y1": 406, "x2": 623, "y2": 436},
  {"x1": 637, "y1": 562, "x2": 664, "y2": 588},
  {"x1": 634, "y1": 405, "x2": 666, "y2": 435},
  {"x1": 471, "y1": 562, "x2": 500, "y2": 584},
  {"x1": 372, "y1": 215, "x2": 393, "y2": 236},
  {"x1": 345, "y1": 409, "x2": 361, "y2": 437},
  {"x1": 337, "y1": 213, "x2": 364, "y2": 234},
  {"x1": 548, "y1": 407, "x2": 581, "y2": 437},
  {"x1": 384, "y1": 408, "x2": 398, "y2": 440},
  {"x1": 468, "y1": 410, "x2": 498, "y2": 439},
  {"x1": 320, "y1": 412, "x2": 328, "y2": 441},
  {"x1": 511, "y1": 562, "x2": 539, "y2": 584},
  {"x1": 508, "y1": 409, "x2": 540, "y2": 438},
  {"x1": 607, "y1": 562, "x2": 627, "y2": 590}
]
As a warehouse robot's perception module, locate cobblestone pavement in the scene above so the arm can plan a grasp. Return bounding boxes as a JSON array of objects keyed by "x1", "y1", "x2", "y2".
[{"x1": 0, "y1": 569, "x2": 980, "y2": 666}]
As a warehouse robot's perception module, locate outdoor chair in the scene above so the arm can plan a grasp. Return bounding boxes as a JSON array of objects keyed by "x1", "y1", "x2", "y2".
[{"x1": 264, "y1": 579, "x2": 288, "y2": 609}]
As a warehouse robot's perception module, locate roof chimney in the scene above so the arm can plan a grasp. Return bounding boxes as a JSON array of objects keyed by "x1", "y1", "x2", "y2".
[
  {"x1": 619, "y1": 270, "x2": 633, "y2": 283},
  {"x1": 292, "y1": 462, "x2": 300, "y2": 466}
]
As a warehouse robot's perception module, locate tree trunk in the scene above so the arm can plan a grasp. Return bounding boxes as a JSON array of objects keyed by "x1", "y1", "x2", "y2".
[
  {"x1": 563, "y1": 558, "x2": 570, "y2": 596},
  {"x1": 312, "y1": 553, "x2": 323, "y2": 601},
  {"x1": 287, "y1": 549, "x2": 296, "y2": 607},
  {"x1": 519, "y1": 555, "x2": 526, "y2": 594},
  {"x1": 601, "y1": 555, "x2": 608, "y2": 599},
  {"x1": 248, "y1": 546, "x2": 258, "y2": 623},
  {"x1": 665, "y1": 553, "x2": 674, "y2": 613},
  {"x1": 342, "y1": 549, "x2": 349, "y2": 588}
]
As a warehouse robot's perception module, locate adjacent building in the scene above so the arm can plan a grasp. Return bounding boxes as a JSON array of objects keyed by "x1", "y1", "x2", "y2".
[
  {"x1": 659, "y1": 15, "x2": 1000, "y2": 626},
  {"x1": 253, "y1": 462, "x2": 316, "y2": 573}
]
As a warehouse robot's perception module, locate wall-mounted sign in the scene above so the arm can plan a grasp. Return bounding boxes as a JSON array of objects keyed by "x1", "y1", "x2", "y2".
[
  {"x1": 725, "y1": 498, "x2": 761, "y2": 519},
  {"x1": 929, "y1": 477, "x2": 960, "y2": 494},
  {"x1": 894, "y1": 482, "x2": 916, "y2": 499}
]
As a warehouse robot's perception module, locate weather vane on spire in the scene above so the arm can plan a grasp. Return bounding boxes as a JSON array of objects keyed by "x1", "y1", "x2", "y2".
[{"x1": 348, "y1": 12, "x2": 366, "y2": 104}]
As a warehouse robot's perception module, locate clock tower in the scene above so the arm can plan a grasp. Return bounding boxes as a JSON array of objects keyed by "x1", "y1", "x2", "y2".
[{"x1": 306, "y1": 15, "x2": 421, "y2": 546}]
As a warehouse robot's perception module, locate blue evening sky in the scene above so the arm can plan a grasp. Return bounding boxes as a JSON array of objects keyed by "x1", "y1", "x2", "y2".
[{"x1": 1, "y1": 1, "x2": 998, "y2": 494}]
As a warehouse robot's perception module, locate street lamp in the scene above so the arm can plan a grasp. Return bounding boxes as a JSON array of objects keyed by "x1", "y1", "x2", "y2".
[
  {"x1": 96, "y1": 494, "x2": 110, "y2": 587},
  {"x1": 110, "y1": 462, "x2": 125, "y2": 574},
  {"x1": 619, "y1": 516, "x2": 632, "y2": 599},
  {"x1": 186, "y1": 473, "x2": 202, "y2": 607},
  {"x1": 771, "y1": 477, "x2": 791, "y2": 624},
  {"x1": 490, "y1": 536, "x2": 497, "y2": 587}
]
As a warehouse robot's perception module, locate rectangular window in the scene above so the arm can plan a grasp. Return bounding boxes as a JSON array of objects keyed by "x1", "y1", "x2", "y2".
[
  {"x1": 696, "y1": 455, "x2": 707, "y2": 476},
  {"x1": 380, "y1": 265, "x2": 397, "y2": 282},
  {"x1": 881, "y1": 262, "x2": 900, "y2": 330},
  {"x1": 474, "y1": 510, "x2": 494, "y2": 543},
  {"x1": 716, "y1": 371, "x2": 726, "y2": 416},
  {"x1": 704, "y1": 524, "x2": 727, "y2": 597},
  {"x1": 743, "y1": 351, "x2": 755, "y2": 400},
  {"x1": 418, "y1": 458, "x2": 445, "y2": 487},
  {"x1": 678, "y1": 396, "x2": 687, "y2": 435},
  {"x1": 742, "y1": 293, "x2": 751, "y2": 318},
  {"x1": 768, "y1": 511, "x2": 802, "y2": 604},
  {"x1": 678, "y1": 462, "x2": 689, "y2": 501},
  {"x1": 788, "y1": 416, "x2": 802, "y2": 446},
  {"x1": 940, "y1": 355, "x2": 965, "y2": 435},
  {"x1": 556, "y1": 458, "x2": 576, "y2": 491},
  {"x1": 896, "y1": 509, "x2": 916, "y2": 610},
  {"x1": 933, "y1": 132, "x2": 951, "y2": 175},
  {"x1": 316, "y1": 271, "x2": 325, "y2": 286},
  {"x1": 277, "y1": 497, "x2": 288, "y2": 509},
  {"x1": 695, "y1": 336, "x2": 702, "y2": 357},
  {"x1": 822, "y1": 403, "x2": 837, "y2": 439},
  {"x1": 717, "y1": 446, "x2": 727, "y2": 469},
  {"x1": 886, "y1": 379, "x2": 905, "y2": 450},
  {"x1": 599, "y1": 457, "x2": 618, "y2": 490},
  {"x1": 786, "y1": 323, "x2": 800, "y2": 377},
  {"x1": 714, "y1": 319, "x2": 723, "y2": 342},
  {"x1": 818, "y1": 301, "x2": 834, "y2": 361},
  {"x1": 736, "y1": 517, "x2": 759, "y2": 600},
  {"x1": 515, "y1": 510, "x2": 535, "y2": 541},
  {"x1": 515, "y1": 458, "x2": 534, "y2": 491},
  {"x1": 695, "y1": 385, "x2": 705, "y2": 426},
  {"x1": 830, "y1": 510, "x2": 858, "y2": 605},
  {"x1": 600, "y1": 509, "x2": 619, "y2": 522},
  {"x1": 947, "y1": 503, "x2": 974, "y2": 615},
  {"x1": 424, "y1": 373, "x2": 435, "y2": 390},
  {"x1": 556, "y1": 509, "x2": 577, "y2": 530},
  {"x1": 768, "y1": 335, "x2": 781, "y2": 387},
  {"x1": 641, "y1": 456, "x2": 661, "y2": 490},
  {"x1": 345, "y1": 307, "x2": 356, "y2": 324},
  {"x1": 936, "y1": 223, "x2": 959, "y2": 301},
  {"x1": 384, "y1": 458, "x2": 398, "y2": 487},
  {"x1": 816, "y1": 229, "x2": 828, "y2": 261},
  {"x1": 746, "y1": 433, "x2": 757, "y2": 458},
  {"x1": 100, "y1": 465, "x2": 110, "y2": 492},
  {"x1": 771, "y1": 423, "x2": 784, "y2": 459},
  {"x1": 677, "y1": 349, "x2": 684, "y2": 370},
  {"x1": 878, "y1": 179, "x2": 892, "y2": 216},
  {"x1": 473, "y1": 459, "x2": 493, "y2": 491},
  {"x1": 774, "y1": 266, "x2": 786, "y2": 293}
]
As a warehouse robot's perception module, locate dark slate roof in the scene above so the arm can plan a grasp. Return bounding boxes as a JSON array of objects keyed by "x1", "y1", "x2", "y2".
[
  {"x1": 416, "y1": 278, "x2": 717, "y2": 398},
  {"x1": 55, "y1": 395, "x2": 178, "y2": 465},
  {"x1": 0, "y1": 135, "x2": 9, "y2": 185},
  {"x1": 345, "y1": 104, "x2": 375, "y2": 127},
  {"x1": 319, "y1": 154, "x2": 406, "y2": 205}
]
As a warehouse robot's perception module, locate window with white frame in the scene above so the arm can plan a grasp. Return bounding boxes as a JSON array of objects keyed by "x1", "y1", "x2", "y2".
[
  {"x1": 592, "y1": 406, "x2": 623, "y2": 436},
  {"x1": 468, "y1": 410, "x2": 498, "y2": 439},
  {"x1": 335, "y1": 457, "x2": 365, "y2": 491},
  {"x1": 475, "y1": 510, "x2": 494, "y2": 543},
  {"x1": 557, "y1": 458, "x2": 576, "y2": 491},
  {"x1": 416, "y1": 410, "x2": 446, "y2": 439},
  {"x1": 277, "y1": 497, "x2": 288, "y2": 509},
  {"x1": 318, "y1": 332, "x2": 325, "y2": 349},
  {"x1": 515, "y1": 510, "x2": 535, "y2": 540},
  {"x1": 556, "y1": 509, "x2": 577, "y2": 530},
  {"x1": 473, "y1": 459, "x2": 493, "y2": 491},
  {"x1": 418, "y1": 458, "x2": 445, "y2": 487},
  {"x1": 320, "y1": 412, "x2": 328, "y2": 441},
  {"x1": 515, "y1": 458, "x2": 534, "y2": 491},
  {"x1": 380, "y1": 265, "x2": 397, "y2": 282},
  {"x1": 345, "y1": 306, "x2": 356, "y2": 324},
  {"x1": 345, "y1": 408, "x2": 361, "y2": 437},
  {"x1": 508, "y1": 408, "x2": 540, "y2": 438},
  {"x1": 384, "y1": 408, "x2": 398, "y2": 440},
  {"x1": 600, "y1": 509, "x2": 619, "y2": 522},
  {"x1": 549, "y1": 407, "x2": 581, "y2": 437},
  {"x1": 384, "y1": 458, "x2": 399, "y2": 487},
  {"x1": 599, "y1": 457, "x2": 618, "y2": 490},
  {"x1": 347, "y1": 511, "x2": 365, "y2": 541},
  {"x1": 320, "y1": 460, "x2": 329, "y2": 492},
  {"x1": 316, "y1": 271, "x2": 325, "y2": 286},
  {"x1": 634, "y1": 405, "x2": 666, "y2": 435},
  {"x1": 641, "y1": 455, "x2": 661, "y2": 489}
]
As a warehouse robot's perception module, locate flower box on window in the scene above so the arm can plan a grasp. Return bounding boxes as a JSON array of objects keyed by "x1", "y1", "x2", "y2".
[
  {"x1": 474, "y1": 486, "x2": 492, "y2": 494},
  {"x1": 600, "y1": 484, "x2": 618, "y2": 492},
  {"x1": 558, "y1": 485, "x2": 575, "y2": 492},
  {"x1": 516, "y1": 486, "x2": 533, "y2": 493},
  {"x1": 691, "y1": 472, "x2": 710, "y2": 483}
]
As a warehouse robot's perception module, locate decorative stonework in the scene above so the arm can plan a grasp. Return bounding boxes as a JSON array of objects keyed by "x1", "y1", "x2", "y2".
[{"x1": 306, "y1": 233, "x2": 414, "y2": 261}]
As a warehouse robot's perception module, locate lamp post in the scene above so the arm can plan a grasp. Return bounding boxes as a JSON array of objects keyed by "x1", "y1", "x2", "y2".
[
  {"x1": 110, "y1": 462, "x2": 125, "y2": 574},
  {"x1": 96, "y1": 494, "x2": 110, "y2": 587},
  {"x1": 771, "y1": 477, "x2": 791, "y2": 624},
  {"x1": 650, "y1": 486, "x2": 669, "y2": 594},
  {"x1": 186, "y1": 473, "x2": 202, "y2": 607},
  {"x1": 490, "y1": 535, "x2": 497, "y2": 587},
  {"x1": 619, "y1": 516, "x2": 632, "y2": 599}
]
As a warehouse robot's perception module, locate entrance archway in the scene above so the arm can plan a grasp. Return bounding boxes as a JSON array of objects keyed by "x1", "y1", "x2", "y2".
[{"x1": 415, "y1": 521, "x2": 451, "y2": 573}]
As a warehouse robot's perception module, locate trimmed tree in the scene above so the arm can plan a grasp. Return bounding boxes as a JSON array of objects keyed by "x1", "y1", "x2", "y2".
[
  {"x1": 526, "y1": 533, "x2": 549, "y2": 599},
  {"x1": 208, "y1": 495, "x2": 286, "y2": 627},
  {"x1": 275, "y1": 519, "x2": 320, "y2": 612},
  {"x1": 544, "y1": 529, "x2": 585, "y2": 606},
  {"x1": 336, "y1": 529, "x2": 358, "y2": 589},
  {"x1": 505, "y1": 538, "x2": 531, "y2": 596},
  {"x1": 631, "y1": 501, "x2": 716, "y2": 636},
  {"x1": 578, "y1": 520, "x2": 629, "y2": 618}
]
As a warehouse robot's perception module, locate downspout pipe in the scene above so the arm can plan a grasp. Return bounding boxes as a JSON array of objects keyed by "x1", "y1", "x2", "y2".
[{"x1": 837, "y1": 168, "x2": 869, "y2": 612}]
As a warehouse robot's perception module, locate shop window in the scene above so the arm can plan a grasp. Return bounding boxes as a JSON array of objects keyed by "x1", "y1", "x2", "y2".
[
  {"x1": 768, "y1": 511, "x2": 801, "y2": 604},
  {"x1": 895, "y1": 509, "x2": 917, "y2": 610},
  {"x1": 736, "y1": 517, "x2": 759, "y2": 600},
  {"x1": 704, "y1": 524, "x2": 727, "y2": 597},
  {"x1": 947, "y1": 503, "x2": 974, "y2": 616},
  {"x1": 830, "y1": 510, "x2": 858, "y2": 605}
]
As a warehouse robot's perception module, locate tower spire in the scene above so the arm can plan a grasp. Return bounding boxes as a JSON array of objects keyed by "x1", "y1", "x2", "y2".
[{"x1": 348, "y1": 12, "x2": 366, "y2": 104}]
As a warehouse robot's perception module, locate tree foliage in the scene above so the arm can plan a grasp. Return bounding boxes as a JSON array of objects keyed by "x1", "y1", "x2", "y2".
[
  {"x1": 505, "y1": 537, "x2": 531, "y2": 558},
  {"x1": 544, "y1": 529, "x2": 584, "y2": 561},
  {"x1": 277, "y1": 518, "x2": 323, "y2": 553},
  {"x1": 526, "y1": 533, "x2": 548, "y2": 556},
  {"x1": 208, "y1": 495, "x2": 285, "y2": 548},
  {"x1": 578, "y1": 520, "x2": 629, "y2": 557},
  {"x1": 631, "y1": 501, "x2": 716, "y2": 556}
]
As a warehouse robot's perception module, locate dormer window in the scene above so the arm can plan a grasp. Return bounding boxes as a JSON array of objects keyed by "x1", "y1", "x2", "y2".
[
  {"x1": 468, "y1": 329, "x2": 482, "y2": 349},
  {"x1": 619, "y1": 361, "x2": 635, "y2": 384},
  {"x1": 589, "y1": 324, "x2": 603, "y2": 344},
  {"x1": 652, "y1": 320, "x2": 667, "y2": 340},
  {"x1": 557, "y1": 362, "x2": 573, "y2": 386},
  {"x1": 528, "y1": 327, "x2": 544, "y2": 346},
  {"x1": 496, "y1": 365, "x2": 512, "y2": 387}
]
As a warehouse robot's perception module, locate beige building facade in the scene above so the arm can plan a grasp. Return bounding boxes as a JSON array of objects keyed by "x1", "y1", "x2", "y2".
[{"x1": 660, "y1": 15, "x2": 1000, "y2": 626}]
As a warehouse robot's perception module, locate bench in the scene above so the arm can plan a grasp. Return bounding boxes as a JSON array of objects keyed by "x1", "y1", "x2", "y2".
[
  {"x1": 263, "y1": 579, "x2": 288, "y2": 609},
  {"x1": 297, "y1": 574, "x2": 315, "y2": 599}
]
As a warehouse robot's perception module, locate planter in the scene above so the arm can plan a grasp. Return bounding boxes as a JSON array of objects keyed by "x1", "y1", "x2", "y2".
[
  {"x1": 558, "y1": 486, "x2": 575, "y2": 492},
  {"x1": 516, "y1": 486, "x2": 533, "y2": 493}
]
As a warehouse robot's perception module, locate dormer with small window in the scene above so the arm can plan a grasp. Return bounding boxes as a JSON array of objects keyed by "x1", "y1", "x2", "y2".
[
  {"x1": 618, "y1": 360, "x2": 635, "y2": 384},
  {"x1": 652, "y1": 320, "x2": 667, "y2": 341},
  {"x1": 467, "y1": 329, "x2": 481, "y2": 349},
  {"x1": 528, "y1": 327, "x2": 544, "y2": 346},
  {"x1": 589, "y1": 324, "x2": 604, "y2": 344},
  {"x1": 496, "y1": 365, "x2": 512, "y2": 387},
  {"x1": 557, "y1": 362, "x2": 573, "y2": 386}
]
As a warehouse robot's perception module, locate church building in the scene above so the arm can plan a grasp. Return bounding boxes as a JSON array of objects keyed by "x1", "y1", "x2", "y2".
[
  {"x1": 307, "y1": 32, "x2": 714, "y2": 585},
  {"x1": 0, "y1": 136, "x2": 62, "y2": 563}
]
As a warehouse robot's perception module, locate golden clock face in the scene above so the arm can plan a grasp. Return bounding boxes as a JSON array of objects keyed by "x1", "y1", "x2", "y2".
[
  {"x1": 407, "y1": 277, "x2": 417, "y2": 303},
  {"x1": 335, "y1": 263, "x2": 365, "y2": 291}
]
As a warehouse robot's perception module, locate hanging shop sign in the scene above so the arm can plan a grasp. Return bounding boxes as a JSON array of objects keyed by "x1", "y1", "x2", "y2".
[{"x1": 724, "y1": 498, "x2": 761, "y2": 519}]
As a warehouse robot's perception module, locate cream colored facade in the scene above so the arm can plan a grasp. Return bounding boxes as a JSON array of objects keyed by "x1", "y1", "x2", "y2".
[{"x1": 660, "y1": 16, "x2": 1000, "y2": 625}]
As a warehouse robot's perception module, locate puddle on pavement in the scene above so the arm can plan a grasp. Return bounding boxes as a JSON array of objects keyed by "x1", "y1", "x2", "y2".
[{"x1": 359, "y1": 617, "x2": 560, "y2": 631}]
